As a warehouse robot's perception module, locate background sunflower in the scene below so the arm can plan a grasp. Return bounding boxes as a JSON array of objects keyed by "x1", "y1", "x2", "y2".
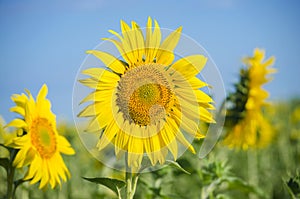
[
  {"x1": 6, "y1": 84, "x2": 75, "y2": 189},
  {"x1": 224, "y1": 49, "x2": 276, "y2": 149}
]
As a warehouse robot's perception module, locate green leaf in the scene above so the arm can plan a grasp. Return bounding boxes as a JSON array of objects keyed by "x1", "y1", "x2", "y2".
[
  {"x1": 166, "y1": 160, "x2": 191, "y2": 175},
  {"x1": 220, "y1": 176, "x2": 265, "y2": 197},
  {"x1": 0, "y1": 157, "x2": 9, "y2": 171},
  {"x1": 82, "y1": 177, "x2": 125, "y2": 196},
  {"x1": 284, "y1": 177, "x2": 300, "y2": 199}
]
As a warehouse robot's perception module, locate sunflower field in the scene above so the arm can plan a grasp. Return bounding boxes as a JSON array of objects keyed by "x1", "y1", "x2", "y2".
[
  {"x1": 1, "y1": 95, "x2": 300, "y2": 199},
  {"x1": 1, "y1": 2, "x2": 300, "y2": 199}
]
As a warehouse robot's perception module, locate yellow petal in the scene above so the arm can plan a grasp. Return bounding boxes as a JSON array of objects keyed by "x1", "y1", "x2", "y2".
[
  {"x1": 262, "y1": 56, "x2": 275, "y2": 68},
  {"x1": 81, "y1": 68, "x2": 105, "y2": 78},
  {"x1": 47, "y1": 160, "x2": 57, "y2": 189},
  {"x1": 131, "y1": 21, "x2": 145, "y2": 61},
  {"x1": 172, "y1": 107, "x2": 199, "y2": 137},
  {"x1": 175, "y1": 88, "x2": 213, "y2": 104},
  {"x1": 6, "y1": 118, "x2": 27, "y2": 128},
  {"x1": 22, "y1": 147, "x2": 36, "y2": 166},
  {"x1": 120, "y1": 20, "x2": 138, "y2": 64},
  {"x1": 146, "y1": 18, "x2": 161, "y2": 62},
  {"x1": 156, "y1": 26, "x2": 182, "y2": 66},
  {"x1": 188, "y1": 77, "x2": 208, "y2": 89},
  {"x1": 157, "y1": 147, "x2": 168, "y2": 164},
  {"x1": 167, "y1": 117, "x2": 195, "y2": 154},
  {"x1": 13, "y1": 147, "x2": 29, "y2": 168},
  {"x1": 80, "y1": 89, "x2": 114, "y2": 104},
  {"x1": 37, "y1": 84, "x2": 48, "y2": 103},
  {"x1": 39, "y1": 162, "x2": 49, "y2": 189},
  {"x1": 77, "y1": 103, "x2": 97, "y2": 117},
  {"x1": 26, "y1": 158, "x2": 41, "y2": 183},
  {"x1": 78, "y1": 100, "x2": 111, "y2": 117},
  {"x1": 55, "y1": 156, "x2": 67, "y2": 182},
  {"x1": 195, "y1": 90, "x2": 214, "y2": 103},
  {"x1": 173, "y1": 77, "x2": 208, "y2": 90},
  {"x1": 145, "y1": 17, "x2": 153, "y2": 60},
  {"x1": 85, "y1": 102, "x2": 115, "y2": 132},
  {"x1": 171, "y1": 55, "x2": 207, "y2": 79},
  {"x1": 58, "y1": 136, "x2": 75, "y2": 155},
  {"x1": 9, "y1": 106, "x2": 25, "y2": 116},
  {"x1": 86, "y1": 50, "x2": 126, "y2": 74},
  {"x1": 199, "y1": 107, "x2": 215, "y2": 123},
  {"x1": 79, "y1": 77, "x2": 118, "y2": 90},
  {"x1": 85, "y1": 115, "x2": 102, "y2": 132},
  {"x1": 11, "y1": 135, "x2": 29, "y2": 148},
  {"x1": 108, "y1": 29, "x2": 123, "y2": 41},
  {"x1": 103, "y1": 37, "x2": 132, "y2": 65},
  {"x1": 11, "y1": 93, "x2": 28, "y2": 107},
  {"x1": 96, "y1": 117, "x2": 121, "y2": 151},
  {"x1": 160, "y1": 128, "x2": 178, "y2": 160}
]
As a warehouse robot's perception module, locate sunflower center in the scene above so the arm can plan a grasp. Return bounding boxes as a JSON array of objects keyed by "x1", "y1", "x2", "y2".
[
  {"x1": 117, "y1": 64, "x2": 174, "y2": 126},
  {"x1": 136, "y1": 84, "x2": 160, "y2": 105},
  {"x1": 31, "y1": 118, "x2": 57, "y2": 159}
]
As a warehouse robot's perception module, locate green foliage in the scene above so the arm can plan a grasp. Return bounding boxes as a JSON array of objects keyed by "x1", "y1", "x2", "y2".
[
  {"x1": 285, "y1": 172, "x2": 300, "y2": 199},
  {"x1": 83, "y1": 177, "x2": 125, "y2": 197},
  {"x1": 198, "y1": 160, "x2": 264, "y2": 198},
  {"x1": 225, "y1": 68, "x2": 250, "y2": 127}
]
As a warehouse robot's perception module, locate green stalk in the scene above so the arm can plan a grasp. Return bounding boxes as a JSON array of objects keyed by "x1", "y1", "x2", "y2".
[
  {"x1": 6, "y1": 165, "x2": 15, "y2": 199},
  {"x1": 125, "y1": 172, "x2": 139, "y2": 199},
  {"x1": 6, "y1": 149, "x2": 18, "y2": 199},
  {"x1": 126, "y1": 172, "x2": 132, "y2": 199},
  {"x1": 131, "y1": 175, "x2": 139, "y2": 198},
  {"x1": 125, "y1": 153, "x2": 139, "y2": 199},
  {"x1": 248, "y1": 149, "x2": 258, "y2": 199}
]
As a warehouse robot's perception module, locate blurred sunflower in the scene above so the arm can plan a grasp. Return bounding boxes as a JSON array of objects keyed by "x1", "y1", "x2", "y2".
[
  {"x1": 6, "y1": 84, "x2": 75, "y2": 189},
  {"x1": 223, "y1": 48, "x2": 276, "y2": 149},
  {"x1": 0, "y1": 116, "x2": 18, "y2": 147},
  {"x1": 79, "y1": 17, "x2": 215, "y2": 170}
]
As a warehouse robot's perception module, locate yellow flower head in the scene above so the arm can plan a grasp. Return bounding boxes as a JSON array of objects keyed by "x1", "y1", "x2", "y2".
[
  {"x1": 0, "y1": 116, "x2": 18, "y2": 147},
  {"x1": 78, "y1": 17, "x2": 215, "y2": 171},
  {"x1": 6, "y1": 84, "x2": 75, "y2": 189},
  {"x1": 224, "y1": 48, "x2": 276, "y2": 149}
]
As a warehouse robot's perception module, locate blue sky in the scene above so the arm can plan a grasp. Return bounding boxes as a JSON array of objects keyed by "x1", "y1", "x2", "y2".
[{"x1": 1, "y1": 0, "x2": 300, "y2": 122}]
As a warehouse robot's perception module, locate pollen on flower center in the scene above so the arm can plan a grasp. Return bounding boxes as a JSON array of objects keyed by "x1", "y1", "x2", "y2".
[
  {"x1": 116, "y1": 64, "x2": 175, "y2": 126},
  {"x1": 31, "y1": 118, "x2": 57, "y2": 159},
  {"x1": 136, "y1": 84, "x2": 160, "y2": 105}
]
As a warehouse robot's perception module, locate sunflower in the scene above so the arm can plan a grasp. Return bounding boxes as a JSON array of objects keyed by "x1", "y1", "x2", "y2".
[
  {"x1": 223, "y1": 48, "x2": 276, "y2": 149},
  {"x1": 78, "y1": 17, "x2": 215, "y2": 171},
  {"x1": 6, "y1": 84, "x2": 75, "y2": 189}
]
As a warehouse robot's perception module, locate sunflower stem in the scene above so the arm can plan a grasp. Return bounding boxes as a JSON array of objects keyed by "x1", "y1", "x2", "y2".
[
  {"x1": 6, "y1": 166, "x2": 15, "y2": 199},
  {"x1": 131, "y1": 174, "x2": 139, "y2": 198},
  {"x1": 126, "y1": 172, "x2": 132, "y2": 199},
  {"x1": 6, "y1": 149, "x2": 18, "y2": 199},
  {"x1": 125, "y1": 153, "x2": 139, "y2": 199},
  {"x1": 125, "y1": 172, "x2": 139, "y2": 199},
  {"x1": 248, "y1": 149, "x2": 258, "y2": 199}
]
